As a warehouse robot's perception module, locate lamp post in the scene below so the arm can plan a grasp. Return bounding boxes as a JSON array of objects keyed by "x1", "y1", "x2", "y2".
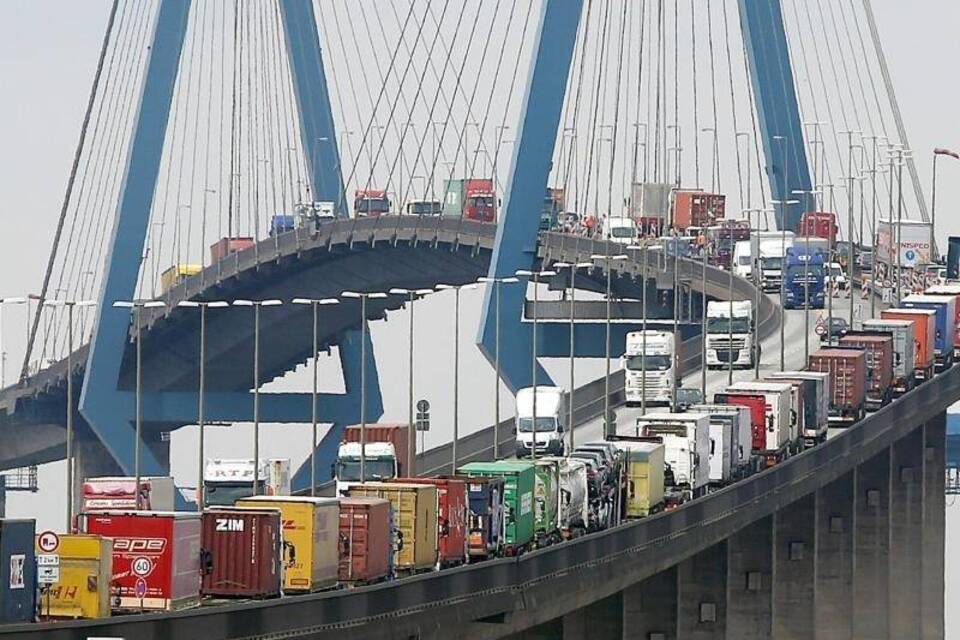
[
  {"x1": 0, "y1": 297, "x2": 26, "y2": 389},
  {"x1": 932, "y1": 147, "x2": 960, "y2": 263},
  {"x1": 43, "y1": 298, "x2": 94, "y2": 526},
  {"x1": 515, "y1": 270, "x2": 557, "y2": 458},
  {"x1": 112, "y1": 299, "x2": 167, "y2": 509},
  {"x1": 291, "y1": 297, "x2": 341, "y2": 494},
  {"x1": 341, "y1": 291, "x2": 388, "y2": 482},
  {"x1": 743, "y1": 208, "x2": 768, "y2": 377},
  {"x1": 435, "y1": 283, "x2": 478, "y2": 470},
  {"x1": 231, "y1": 299, "x2": 283, "y2": 496},
  {"x1": 175, "y1": 300, "x2": 229, "y2": 511},
  {"x1": 590, "y1": 254, "x2": 627, "y2": 435},
  {"x1": 550, "y1": 262, "x2": 592, "y2": 454},
  {"x1": 637, "y1": 244, "x2": 661, "y2": 415},
  {"x1": 477, "y1": 277, "x2": 519, "y2": 460},
  {"x1": 770, "y1": 199, "x2": 800, "y2": 371}
]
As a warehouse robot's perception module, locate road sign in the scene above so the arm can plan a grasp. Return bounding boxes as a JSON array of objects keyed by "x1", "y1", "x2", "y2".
[
  {"x1": 37, "y1": 531, "x2": 59, "y2": 553},
  {"x1": 37, "y1": 554, "x2": 59, "y2": 567},
  {"x1": 131, "y1": 556, "x2": 152, "y2": 578},
  {"x1": 135, "y1": 578, "x2": 147, "y2": 599},
  {"x1": 416, "y1": 399, "x2": 430, "y2": 413},
  {"x1": 37, "y1": 562, "x2": 59, "y2": 585}
]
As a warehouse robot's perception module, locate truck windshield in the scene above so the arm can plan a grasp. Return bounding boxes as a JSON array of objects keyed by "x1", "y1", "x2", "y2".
[
  {"x1": 737, "y1": 254, "x2": 751, "y2": 266},
  {"x1": 706, "y1": 318, "x2": 751, "y2": 334},
  {"x1": 517, "y1": 417, "x2": 558, "y2": 433},
  {"x1": 609, "y1": 226, "x2": 636, "y2": 238},
  {"x1": 469, "y1": 196, "x2": 495, "y2": 207},
  {"x1": 762, "y1": 256, "x2": 782, "y2": 269},
  {"x1": 786, "y1": 265, "x2": 824, "y2": 282},
  {"x1": 355, "y1": 198, "x2": 390, "y2": 213},
  {"x1": 336, "y1": 458, "x2": 397, "y2": 482},
  {"x1": 409, "y1": 201, "x2": 441, "y2": 215},
  {"x1": 625, "y1": 354, "x2": 672, "y2": 371},
  {"x1": 205, "y1": 481, "x2": 263, "y2": 507}
]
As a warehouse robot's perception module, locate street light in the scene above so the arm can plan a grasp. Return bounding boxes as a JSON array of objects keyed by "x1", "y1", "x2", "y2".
[
  {"x1": 43, "y1": 298, "x2": 95, "y2": 526},
  {"x1": 590, "y1": 254, "x2": 627, "y2": 435},
  {"x1": 435, "y1": 283, "x2": 478, "y2": 470},
  {"x1": 793, "y1": 188, "x2": 822, "y2": 363},
  {"x1": 551, "y1": 262, "x2": 593, "y2": 453},
  {"x1": 515, "y1": 269, "x2": 557, "y2": 458},
  {"x1": 635, "y1": 244, "x2": 661, "y2": 415},
  {"x1": 341, "y1": 291, "x2": 388, "y2": 481},
  {"x1": 770, "y1": 199, "x2": 800, "y2": 371},
  {"x1": 231, "y1": 299, "x2": 283, "y2": 496},
  {"x1": 112, "y1": 299, "x2": 167, "y2": 509},
  {"x1": 0, "y1": 297, "x2": 26, "y2": 389},
  {"x1": 476, "y1": 276, "x2": 520, "y2": 459},
  {"x1": 291, "y1": 297, "x2": 341, "y2": 494},
  {"x1": 743, "y1": 208, "x2": 768, "y2": 377}
]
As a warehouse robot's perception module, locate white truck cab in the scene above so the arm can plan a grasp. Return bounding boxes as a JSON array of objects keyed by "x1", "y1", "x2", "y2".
[
  {"x1": 733, "y1": 240, "x2": 752, "y2": 280},
  {"x1": 203, "y1": 459, "x2": 291, "y2": 507},
  {"x1": 602, "y1": 216, "x2": 639, "y2": 244},
  {"x1": 705, "y1": 300, "x2": 756, "y2": 369},
  {"x1": 515, "y1": 386, "x2": 567, "y2": 458},
  {"x1": 335, "y1": 442, "x2": 401, "y2": 497},
  {"x1": 622, "y1": 330, "x2": 676, "y2": 407},
  {"x1": 634, "y1": 412, "x2": 711, "y2": 498}
]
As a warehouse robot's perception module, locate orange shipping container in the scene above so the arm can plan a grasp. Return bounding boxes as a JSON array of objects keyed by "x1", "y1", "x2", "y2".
[
  {"x1": 672, "y1": 191, "x2": 726, "y2": 230},
  {"x1": 881, "y1": 308, "x2": 937, "y2": 381}
]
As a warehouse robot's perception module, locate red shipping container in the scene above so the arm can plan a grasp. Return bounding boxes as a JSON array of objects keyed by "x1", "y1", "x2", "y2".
[
  {"x1": 79, "y1": 511, "x2": 201, "y2": 612},
  {"x1": 882, "y1": 308, "x2": 937, "y2": 380},
  {"x1": 338, "y1": 497, "x2": 392, "y2": 585},
  {"x1": 838, "y1": 333, "x2": 894, "y2": 409},
  {"x1": 808, "y1": 349, "x2": 867, "y2": 424},
  {"x1": 210, "y1": 237, "x2": 255, "y2": 263},
  {"x1": 713, "y1": 393, "x2": 766, "y2": 453},
  {"x1": 797, "y1": 212, "x2": 838, "y2": 246},
  {"x1": 200, "y1": 509, "x2": 282, "y2": 598},
  {"x1": 390, "y1": 477, "x2": 468, "y2": 567},
  {"x1": 672, "y1": 191, "x2": 726, "y2": 230}
]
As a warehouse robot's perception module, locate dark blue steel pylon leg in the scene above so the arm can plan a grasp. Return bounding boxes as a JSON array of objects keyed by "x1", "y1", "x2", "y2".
[
  {"x1": 79, "y1": 0, "x2": 192, "y2": 479},
  {"x1": 477, "y1": 0, "x2": 586, "y2": 391},
  {"x1": 738, "y1": 0, "x2": 813, "y2": 229}
]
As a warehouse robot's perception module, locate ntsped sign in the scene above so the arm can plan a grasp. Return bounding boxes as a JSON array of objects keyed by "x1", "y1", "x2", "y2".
[{"x1": 877, "y1": 219, "x2": 932, "y2": 268}]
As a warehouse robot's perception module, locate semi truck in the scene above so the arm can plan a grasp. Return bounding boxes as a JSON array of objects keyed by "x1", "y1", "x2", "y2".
[
  {"x1": 203, "y1": 459, "x2": 291, "y2": 508},
  {"x1": 838, "y1": 332, "x2": 895, "y2": 410},
  {"x1": 335, "y1": 424, "x2": 410, "y2": 496},
  {"x1": 354, "y1": 189, "x2": 391, "y2": 217},
  {"x1": 690, "y1": 403, "x2": 756, "y2": 479},
  {"x1": 797, "y1": 211, "x2": 838, "y2": 246},
  {"x1": 808, "y1": 348, "x2": 868, "y2": 425},
  {"x1": 719, "y1": 381, "x2": 794, "y2": 466},
  {"x1": 765, "y1": 371, "x2": 830, "y2": 448},
  {"x1": 704, "y1": 300, "x2": 756, "y2": 369},
  {"x1": 862, "y1": 318, "x2": 916, "y2": 395},
  {"x1": 756, "y1": 231, "x2": 795, "y2": 292},
  {"x1": 623, "y1": 330, "x2": 676, "y2": 407},
  {"x1": 672, "y1": 191, "x2": 726, "y2": 230},
  {"x1": 515, "y1": 387, "x2": 566, "y2": 457},
  {"x1": 783, "y1": 246, "x2": 827, "y2": 309},
  {"x1": 901, "y1": 294, "x2": 957, "y2": 371},
  {"x1": 442, "y1": 179, "x2": 496, "y2": 222},
  {"x1": 924, "y1": 283, "x2": 960, "y2": 358},
  {"x1": 634, "y1": 412, "x2": 711, "y2": 499}
]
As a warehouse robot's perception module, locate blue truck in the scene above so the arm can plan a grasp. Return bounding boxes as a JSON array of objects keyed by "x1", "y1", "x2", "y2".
[{"x1": 783, "y1": 246, "x2": 826, "y2": 309}]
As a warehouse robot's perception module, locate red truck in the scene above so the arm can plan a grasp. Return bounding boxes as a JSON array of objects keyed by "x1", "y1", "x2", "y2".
[
  {"x1": 673, "y1": 191, "x2": 726, "y2": 230},
  {"x1": 210, "y1": 237, "x2": 255, "y2": 263},
  {"x1": 797, "y1": 212, "x2": 838, "y2": 247},
  {"x1": 838, "y1": 332, "x2": 894, "y2": 410},
  {"x1": 808, "y1": 348, "x2": 868, "y2": 425},
  {"x1": 390, "y1": 477, "x2": 468, "y2": 568},
  {"x1": 354, "y1": 190, "x2": 391, "y2": 217},
  {"x1": 442, "y1": 179, "x2": 497, "y2": 222},
  {"x1": 713, "y1": 392, "x2": 767, "y2": 454}
]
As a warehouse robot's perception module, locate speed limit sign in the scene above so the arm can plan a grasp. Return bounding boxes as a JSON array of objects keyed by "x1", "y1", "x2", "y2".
[{"x1": 131, "y1": 556, "x2": 152, "y2": 578}]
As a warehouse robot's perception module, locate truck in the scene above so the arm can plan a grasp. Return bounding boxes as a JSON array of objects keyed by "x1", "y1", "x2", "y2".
[
  {"x1": 515, "y1": 387, "x2": 566, "y2": 458},
  {"x1": 862, "y1": 319, "x2": 916, "y2": 395},
  {"x1": 763, "y1": 375, "x2": 818, "y2": 450},
  {"x1": 623, "y1": 330, "x2": 676, "y2": 407},
  {"x1": 532, "y1": 460, "x2": 561, "y2": 545},
  {"x1": 705, "y1": 300, "x2": 756, "y2": 369},
  {"x1": 354, "y1": 189, "x2": 391, "y2": 217},
  {"x1": 202, "y1": 459, "x2": 291, "y2": 508},
  {"x1": 210, "y1": 237, "x2": 255, "y2": 263},
  {"x1": 345, "y1": 483, "x2": 438, "y2": 574},
  {"x1": 458, "y1": 476, "x2": 505, "y2": 560},
  {"x1": 160, "y1": 264, "x2": 202, "y2": 294},
  {"x1": 719, "y1": 381, "x2": 794, "y2": 466},
  {"x1": 607, "y1": 438, "x2": 665, "y2": 518},
  {"x1": 714, "y1": 220, "x2": 751, "y2": 270},
  {"x1": 294, "y1": 201, "x2": 336, "y2": 232},
  {"x1": 901, "y1": 294, "x2": 958, "y2": 371},
  {"x1": 81, "y1": 476, "x2": 176, "y2": 512},
  {"x1": 457, "y1": 461, "x2": 536, "y2": 556},
  {"x1": 672, "y1": 191, "x2": 726, "y2": 230},
  {"x1": 269, "y1": 215, "x2": 296, "y2": 236},
  {"x1": 690, "y1": 403, "x2": 755, "y2": 478},
  {"x1": 924, "y1": 283, "x2": 960, "y2": 357},
  {"x1": 389, "y1": 477, "x2": 468, "y2": 568},
  {"x1": 629, "y1": 182, "x2": 673, "y2": 234},
  {"x1": 765, "y1": 371, "x2": 830, "y2": 448},
  {"x1": 541, "y1": 187, "x2": 565, "y2": 231},
  {"x1": 732, "y1": 240, "x2": 753, "y2": 280},
  {"x1": 335, "y1": 424, "x2": 410, "y2": 496},
  {"x1": 756, "y1": 231, "x2": 795, "y2": 292},
  {"x1": 783, "y1": 246, "x2": 827, "y2": 309},
  {"x1": 876, "y1": 219, "x2": 932, "y2": 269},
  {"x1": 442, "y1": 179, "x2": 496, "y2": 222},
  {"x1": 881, "y1": 308, "x2": 937, "y2": 383},
  {"x1": 404, "y1": 200, "x2": 442, "y2": 216},
  {"x1": 544, "y1": 457, "x2": 589, "y2": 538},
  {"x1": 634, "y1": 412, "x2": 711, "y2": 499},
  {"x1": 838, "y1": 332, "x2": 895, "y2": 410},
  {"x1": 808, "y1": 348, "x2": 868, "y2": 425},
  {"x1": 797, "y1": 211, "x2": 838, "y2": 247},
  {"x1": 602, "y1": 216, "x2": 638, "y2": 244}
]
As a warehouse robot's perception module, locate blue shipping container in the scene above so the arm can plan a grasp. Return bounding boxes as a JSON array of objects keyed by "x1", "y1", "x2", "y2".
[
  {"x1": 0, "y1": 519, "x2": 35, "y2": 623},
  {"x1": 269, "y1": 215, "x2": 295, "y2": 236},
  {"x1": 901, "y1": 295, "x2": 956, "y2": 368}
]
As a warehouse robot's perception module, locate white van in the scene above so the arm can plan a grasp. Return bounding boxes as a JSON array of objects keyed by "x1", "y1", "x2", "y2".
[
  {"x1": 733, "y1": 240, "x2": 752, "y2": 279},
  {"x1": 515, "y1": 386, "x2": 566, "y2": 457},
  {"x1": 602, "y1": 216, "x2": 638, "y2": 245}
]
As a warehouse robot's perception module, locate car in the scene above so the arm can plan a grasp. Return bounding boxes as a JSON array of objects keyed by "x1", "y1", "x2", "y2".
[
  {"x1": 575, "y1": 442, "x2": 621, "y2": 471},
  {"x1": 856, "y1": 248, "x2": 874, "y2": 270},
  {"x1": 817, "y1": 316, "x2": 849, "y2": 342},
  {"x1": 675, "y1": 387, "x2": 704, "y2": 410}
]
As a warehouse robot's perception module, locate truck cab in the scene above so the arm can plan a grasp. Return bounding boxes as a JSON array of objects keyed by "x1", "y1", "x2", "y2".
[
  {"x1": 335, "y1": 424, "x2": 409, "y2": 496},
  {"x1": 634, "y1": 412, "x2": 711, "y2": 499},
  {"x1": 622, "y1": 330, "x2": 676, "y2": 407},
  {"x1": 705, "y1": 300, "x2": 756, "y2": 369},
  {"x1": 756, "y1": 231, "x2": 794, "y2": 292},
  {"x1": 783, "y1": 247, "x2": 827, "y2": 309},
  {"x1": 405, "y1": 199, "x2": 442, "y2": 216},
  {"x1": 203, "y1": 459, "x2": 291, "y2": 507},
  {"x1": 602, "y1": 216, "x2": 638, "y2": 245},
  {"x1": 732, "y1": 240, "x2": 752, "y2": 280},
  {"x1": 354, "y1": 190, "x2": 391, "y2": 217},
  {"x1": 515, "y1": 386, "x2": 566, "y2": 458}
]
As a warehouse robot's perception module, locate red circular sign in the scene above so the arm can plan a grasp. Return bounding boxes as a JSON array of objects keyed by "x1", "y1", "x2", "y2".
[
  {"x1": 37, "y1": 531, "x2": 59, "y2": 553},
  {"x1": 135, "y1": 578, "x2": 147, "y2": 599}
]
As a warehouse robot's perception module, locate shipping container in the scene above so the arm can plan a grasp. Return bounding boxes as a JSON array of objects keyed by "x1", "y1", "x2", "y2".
[
  {"x1": 808, "y1": 349, "x2": 868, "y2": 425},
  {"x1": 36, "y1": 534, "x2": 111, "y2": 620},
  {"x1": 345, "y1": 483, "x2": 438, "y2": 573},
  {"x1": 538, "y1": 457, "x2": 589, "y2": 536},
  {"x1": 713, "y1": 392, "x2": 767, "y2": 455},
  {"x1": 338, "y1": 498, "x2": 393, "y2": 585},
  {"x1": 902, "y1": 294, "x2": 958, "y2": 370},
  {"x1": 720, "y1": 382, "x2": 794, "y2": 463},
  {"x1": 235, "y1": 496, "x2": 339, "y2": 593},
  {"x1": 209, "y1": 237, "x2": 255, "y2": 263},
  {"x1": 78, "y1": 511, "x2": 201, "y2": 612},
  {"x1": 882, "y1": 308, "x2": 937, "y2": 381},
  {"x1": 609, "y1": 439, "x2": 665, "y2": 518},
  {"x1": 672, "y1": 191, "x2": 726, "y2": 229},
  {"x1": 269, "y1": 215, "x2": 296, "y2": 235},
  {"x1": 389, "y1": 477, "x2": 468, "y2": 568},
  {"x1": 0, "y1": 520, "x2": 36, "y2": 623},
  {"x1": 635, "y1": 413, "x2": 711, "y2": 496},
  {"x1": 457, "y1": 461, "x2": 536, "y2": 555},
  {"x1": 862, "y1": 319, "x2": 916, "y2": 394},
  {"x1": 877, "y1": 219, "x2": 932, "y2": 268},
  {"x1": 81, "y1": 476, "x2": 176, "y2": 512},
  {"x1": 924, "y1": 283, "x2": 960, "y2": 357},
  {"x1": 532, "y1": 460, "x2": 561, "y2": 544},
  {"x1": 796, "y1": 211, "x2": 838, "y2": 246},
  {"x1": 838, "y1": 332, "x2": 895, "y2": 410},
  {"x1": 200, "y1": 509, "x2": 282, "y2": 599},
  {"x1": 159, "y1": 264, "x2": 202, "y2": 295},
  {"x1": 340, "y1": 424, "x2": 410, "y2": 479},
  {"x1": 690, "y1": 403, "x2": 756, "y2": 475},
  {"x1": 765, "y1": 372, "x2": 830, "y2": 448},
  {"x1": 457, "y1": 476, "x2": 505, "y2": 560}
]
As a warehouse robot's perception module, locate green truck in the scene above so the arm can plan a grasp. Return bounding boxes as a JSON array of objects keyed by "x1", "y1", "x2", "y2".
[{"x1": 457, "y1": 460, "x2": 535, "y2": 555}]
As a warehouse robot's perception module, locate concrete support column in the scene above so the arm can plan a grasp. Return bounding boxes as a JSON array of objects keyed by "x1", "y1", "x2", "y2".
[
  {"x1": 852, "y1": 447, "x2": 890, "y2": 638},
  {"x1": 814, "y1": 471, "x2": 854, "y2": 640},
  {"x1": 726, "y1": 515, "x2": 773, "y2": 639},
  {"x1": 677, "y1": 543, "x2": 727, "y2": 640},
  {"x1": 889, "y1": 427, "x2": 923, "y2": 637},
  {"x1": 922, "y1": 413, "x2": 946, "y2": 640},
  {"x1": 562, "y1": 592, "x2": 623, "y2": 639},
  {"x1": 772, "y1": 494, "x2": 816, "y2": 640},
  {"x1": 622, "y1": 567, "x2": 677, "y2": 640}
]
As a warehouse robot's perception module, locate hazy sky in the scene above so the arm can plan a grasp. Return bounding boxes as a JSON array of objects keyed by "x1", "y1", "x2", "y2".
[{"x1": 1, "y1": 0, "x2": 959, "y2": 630}]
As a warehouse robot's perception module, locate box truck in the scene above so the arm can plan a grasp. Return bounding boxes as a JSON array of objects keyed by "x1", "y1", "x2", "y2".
[
  {"x1": 623, "y1": 330, "x2": 676, "y2": 406},
  {"x1": 515, "y1": 387, "x2": 567, "y2": 457}
]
